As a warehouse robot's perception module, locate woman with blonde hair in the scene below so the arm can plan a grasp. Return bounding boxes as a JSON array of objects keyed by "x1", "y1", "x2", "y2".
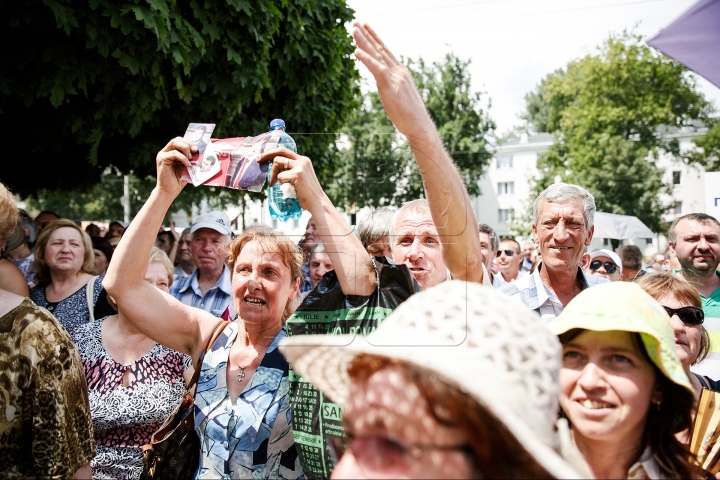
[
  {"x1": 72, "y1": 246, "x2": 191, "y2": 479},
  {"x1": 637, "y1": 272, "x2": 714, "y2": 396},
  {"x1": 30, "y1": 219, "x2": 114, "y2": 334}
]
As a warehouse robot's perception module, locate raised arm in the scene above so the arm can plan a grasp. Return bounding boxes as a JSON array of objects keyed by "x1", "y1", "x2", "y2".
[
  {"x1": 103, "y1": 138, "x2": 221, "y2": 363},
  {"x1": 259, "y1": 149, "x2": 376, "y2": 296},
  {"x1": 352, "y1": 22, "x2": 484, "y2": 284}
]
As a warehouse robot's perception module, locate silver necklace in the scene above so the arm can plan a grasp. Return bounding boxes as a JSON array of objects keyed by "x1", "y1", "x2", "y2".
[{"x1": 234, "y1": 331, "x2": 270, "y2": 382}]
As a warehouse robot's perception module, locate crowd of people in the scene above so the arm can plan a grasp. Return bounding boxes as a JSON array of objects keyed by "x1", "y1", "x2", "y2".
[{"x1": 1, "y1": 21, "x2": 719, "y2": 480}]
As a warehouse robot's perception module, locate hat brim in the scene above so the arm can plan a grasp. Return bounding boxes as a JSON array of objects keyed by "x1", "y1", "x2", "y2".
[
  {"x1": 190, "y1": 222, "x2": 231, "y2": 235},
  {"x1": 548, "y1": 314, "x2": 693, "y2": 394},
  {"x1": 280, "y1": 335, "x2": 590, "y2": 479}
]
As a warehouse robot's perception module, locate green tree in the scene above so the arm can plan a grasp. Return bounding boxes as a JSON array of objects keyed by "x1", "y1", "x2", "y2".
[
  {"x1": 328, "y1": 53, "x2": 494, "y2": 210},
  {"x1": 520, "y1": 32, "x2": 713, "y2": 234},
  {"x1": 2, "y1": 0, "x2": 359, "y2": 201}
]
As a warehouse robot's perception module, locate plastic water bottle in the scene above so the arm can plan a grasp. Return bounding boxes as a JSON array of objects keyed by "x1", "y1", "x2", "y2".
[{"x1": 267, "y1": 119, "x2": 302, "y2": 221}]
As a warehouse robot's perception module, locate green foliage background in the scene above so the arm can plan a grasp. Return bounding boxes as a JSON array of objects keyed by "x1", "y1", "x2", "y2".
[
  {"x1": 519, "y1": 32, "x2": 715, "y2": 234},
  {"x1": 2, "y1": 0, "x2": 359, "y2": 215},
  {"x1": 327, "y1": 54, "x2": 495, "y2": 210}
]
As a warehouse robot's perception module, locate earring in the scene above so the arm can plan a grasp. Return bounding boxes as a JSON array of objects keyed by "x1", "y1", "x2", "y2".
[{"x1": 655, "y1": 401, "x2": 662, "y2": 412}]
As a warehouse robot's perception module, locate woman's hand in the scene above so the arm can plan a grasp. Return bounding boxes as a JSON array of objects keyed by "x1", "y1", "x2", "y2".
[
  {"x1": 351, "y1": 21, "x2": 434, "y2": 140},
  {"x1": 155, "y1": 137, "x2": 195, "y2": 197},
  {"x1": 258, "y1": 148, "x2": 327, "y2": 213}
]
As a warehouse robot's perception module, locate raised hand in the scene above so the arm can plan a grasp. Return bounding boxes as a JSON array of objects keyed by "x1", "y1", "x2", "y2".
[
  {"x1": 155, "y1": 137, "x2": 195, "y2": 197},
  {"x1": 258, "y1": 148, "x2": 327, "y2": 213},
  {"x1": 351, "y1": 21, "x2": 435, "y2": 140}
]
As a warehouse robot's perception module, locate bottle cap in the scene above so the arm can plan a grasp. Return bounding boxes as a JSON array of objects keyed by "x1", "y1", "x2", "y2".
[{"x1": 270, "y1": 119, "x2": 286, "y2": 131}]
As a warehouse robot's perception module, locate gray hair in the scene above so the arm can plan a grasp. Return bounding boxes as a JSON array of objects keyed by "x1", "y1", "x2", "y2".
[
  {"x1": 478, "y1": 223, "x2": 499, "y2": 251},
  {"x1": 533, "y1": 183, "x2": 596, "y2": 230},
  {"x1": 309, "y1": 242, "x2": 326, "y2": 256},
  {"x1": 390, "y1": 199, "x2": 431, "y2": 237},
  {"x1": 358, "y1": 207, "x2": 396, "y2": 249}
]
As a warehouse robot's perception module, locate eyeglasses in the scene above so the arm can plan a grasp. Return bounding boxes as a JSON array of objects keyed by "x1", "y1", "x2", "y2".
[
  {"x1": 589, "y1": 260, "x2": 618, "y2": 274},
  {"x1": 327, "y1": 433, "x2": 470, "y2": 473},
  {"x1": 495, "y1": 249, "x2": 516, "y2": 257},
  {"x1": 662, "y1": 305, "x2": 704, "y2": 325}
]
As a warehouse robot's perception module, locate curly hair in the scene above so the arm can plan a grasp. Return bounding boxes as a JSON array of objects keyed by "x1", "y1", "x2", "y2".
[
  {"x1": 0, "y1": 182, "x2": 18, "y2": 247},
  {"x1": 32, "y1": 219, "x2": 95, "y2": 287},
  {"x1": 226, "y1": 225, "x2": 303, "y2": 320}
]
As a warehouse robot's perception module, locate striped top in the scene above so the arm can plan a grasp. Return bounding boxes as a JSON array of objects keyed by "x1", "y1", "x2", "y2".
[{"x1": 170, "y1": 265, "x2": 232, "y2": 318}]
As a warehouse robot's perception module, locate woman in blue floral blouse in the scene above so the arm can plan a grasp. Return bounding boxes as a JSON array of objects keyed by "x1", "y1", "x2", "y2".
[{"x1": 104, "y1": 135, "x2": 377, "y2": 478}]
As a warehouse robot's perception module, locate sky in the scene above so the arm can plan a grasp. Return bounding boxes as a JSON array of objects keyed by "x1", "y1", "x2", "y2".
[{"x1": 345, "y1": 0, "x2": 720, "y2": 135}]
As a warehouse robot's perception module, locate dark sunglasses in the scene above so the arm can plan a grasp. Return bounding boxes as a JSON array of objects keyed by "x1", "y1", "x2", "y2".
[
  {"x1": 495, "y1": 249, "x2": 516, "y2": 257},
  {"x1": 589, "y1": 260, "x2": 618, "y2": 274},
  {"x1": 663, "y1": 305, "x2": 704, "y2": 325}
]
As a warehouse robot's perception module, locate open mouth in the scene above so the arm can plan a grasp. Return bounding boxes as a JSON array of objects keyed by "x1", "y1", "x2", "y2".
[
  {"x1": 244, "y1": 297, "x2": 266, "y2": 306},
  {"x1": 578, "y1": 399, "x2": 613, "y2": 409}
]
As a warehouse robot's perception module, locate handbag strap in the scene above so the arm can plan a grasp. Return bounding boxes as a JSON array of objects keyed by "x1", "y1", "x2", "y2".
[
  {"x1": 86, "y1": 276, "x2": 99, "y2": 322},
  {"x1": 188, "y1": 321, "x2": 229, "y2": 390}
]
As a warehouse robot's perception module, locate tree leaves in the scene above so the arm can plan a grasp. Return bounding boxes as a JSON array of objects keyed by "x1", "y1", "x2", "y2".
[
  {"x1": 328, "y1": 54, "x2": 494, "y2": 211},
  {"x1": 521, "y1": 32, "x2": 713, "y2": 234},
  {"x1": 1, "y1": 0, "x2": 359, "y2": 202}
]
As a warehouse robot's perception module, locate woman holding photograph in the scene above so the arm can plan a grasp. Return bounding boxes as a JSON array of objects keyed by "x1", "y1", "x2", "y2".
[
  {"x1": 103, "y1": 134, "x2": 375, "y2": 478},
  {"x1": 548, "y1": 282, "x2": 695, "y2": 479}
]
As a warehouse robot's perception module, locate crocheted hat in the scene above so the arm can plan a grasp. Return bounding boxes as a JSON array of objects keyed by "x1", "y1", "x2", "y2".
[
  {"x1": 548, "y1": 281, "x2": 693, "y2": 393},
  {"x1": 280, "y1": 280, "x2": 591, "y2": 478}
]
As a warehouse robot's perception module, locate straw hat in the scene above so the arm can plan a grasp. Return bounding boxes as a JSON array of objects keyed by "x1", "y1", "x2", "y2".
[
  {"x1": 548, "y1": 281, "x2": 693, "y2": 393},
  {"x1": 280, "y1": 280, "x2": 591, "y2": 478}
]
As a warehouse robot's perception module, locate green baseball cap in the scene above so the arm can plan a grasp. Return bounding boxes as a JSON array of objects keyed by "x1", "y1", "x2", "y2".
[{"x1": 548, "y1": 281, "x2": 693, "y2": 394}]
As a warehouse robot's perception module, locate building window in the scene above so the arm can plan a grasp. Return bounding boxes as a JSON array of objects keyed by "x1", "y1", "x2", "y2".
[
  {"x1": 272, "y1": 218, "x2": 278, "y2": 229},
  {"x1": 498, "y1": 209, "x2": 514, "y2": 224},
  {"x1": 293, "y1": 219, "x2": 299, "y2": 229},
  {"x1": 497, "y1": 182, "x2": 514, "y2": 195},
  {"x1": 604, "y1": 238, "x2": 611, "y2": 246},
  {"x1": 646, "y1": 238, "x2": 653, "y2": 245},
  {"x1": 672, "y1": 171, "x2": 681, "y2": 185},
  {"x1": 674, "y1": 201, "x2": 682, "y2": 215},
  {"x1": 496, "y1": 155, "x2": 513, "y2": 169}
]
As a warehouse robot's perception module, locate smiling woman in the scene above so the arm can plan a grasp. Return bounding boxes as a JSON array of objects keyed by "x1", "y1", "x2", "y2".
[{"x1": 548, "y1": 282, "x2": 695, "y2": 479}]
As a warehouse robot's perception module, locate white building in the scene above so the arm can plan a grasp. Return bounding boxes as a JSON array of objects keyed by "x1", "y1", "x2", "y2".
[{"x1": 472, "y1": 126, "x2": 711, "y2": 259}]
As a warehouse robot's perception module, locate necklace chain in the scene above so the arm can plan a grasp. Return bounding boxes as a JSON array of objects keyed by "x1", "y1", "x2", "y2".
[{"x1": 235, "y1": 330, "x2": 271, "y2": 382}]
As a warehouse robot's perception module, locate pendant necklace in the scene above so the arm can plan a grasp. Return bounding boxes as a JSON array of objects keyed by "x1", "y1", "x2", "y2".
[{"x1": 235, "y1": 331, "x2": 270, "y2": 382}]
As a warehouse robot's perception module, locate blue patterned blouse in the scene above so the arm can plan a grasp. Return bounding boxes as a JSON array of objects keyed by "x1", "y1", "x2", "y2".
[{"x1": 194, "y1": 321, "x2": 304, "y2": 479}]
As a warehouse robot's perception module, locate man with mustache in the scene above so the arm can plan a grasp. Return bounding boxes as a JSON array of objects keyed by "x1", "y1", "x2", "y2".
[{"x1": 670, "y1": 213, "x2": 720, "y2": 378}]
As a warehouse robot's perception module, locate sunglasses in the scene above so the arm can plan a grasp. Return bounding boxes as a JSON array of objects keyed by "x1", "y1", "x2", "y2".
[
  {"x1": 495, "y1": 249, "x2": 516, "y2": 257},
  {"x1": 662, "y1": 305, "x2": 704, "y2": 325},
  {"x1": 327, "y1": 433, "x2": 470, "y2": 472},
  {"x1": 589, "y1": 260, "x2": 618, "y2": 274}
]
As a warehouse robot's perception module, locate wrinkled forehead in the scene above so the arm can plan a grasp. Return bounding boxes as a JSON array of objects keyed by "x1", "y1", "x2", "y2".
[
  {"x1": 676, "y1": 218, "x2": 720, "y2": 237},
  {"x1": 537, "y1": 198, "x2": 586, "y2": 223},
  {"x1": 48, "y1": 226, "x2": 83, "y2": 242},
  {"x1": 394, "y1": 210, "x2": 438, "y2": 236}
]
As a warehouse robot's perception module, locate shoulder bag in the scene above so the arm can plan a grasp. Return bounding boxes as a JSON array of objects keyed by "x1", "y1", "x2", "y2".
[{"x1": 140, "y1": 321, "x2": 229, "y2": 480}]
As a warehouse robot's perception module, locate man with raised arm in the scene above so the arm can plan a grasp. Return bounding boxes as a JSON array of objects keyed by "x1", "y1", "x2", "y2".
[{"x1": 351, "y1": 22, "x2": 485, "y2": 287}]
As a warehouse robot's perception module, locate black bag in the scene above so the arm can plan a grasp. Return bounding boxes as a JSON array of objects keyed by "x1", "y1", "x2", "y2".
[
  {"x1": 140, "y1": 321, "x2": 228, "y2": 480},
  {"x1": 286, "y1": 257, "x2": 418, "y2": 478}
]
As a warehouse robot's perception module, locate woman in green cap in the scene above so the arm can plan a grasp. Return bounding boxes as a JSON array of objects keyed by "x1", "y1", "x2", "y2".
[{"x1": 548, "y1": 281, "x2": 695, "y2": 479}]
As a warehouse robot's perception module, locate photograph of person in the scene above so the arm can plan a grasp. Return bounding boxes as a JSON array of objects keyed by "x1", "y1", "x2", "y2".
[{"x1": 200, "y1": 154, "x2": 217, "y2": 173}]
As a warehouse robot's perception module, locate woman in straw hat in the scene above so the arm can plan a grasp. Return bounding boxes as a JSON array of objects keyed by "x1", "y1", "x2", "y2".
[
  {"x1": 280, "y1": 280, "x2": 591, "y2": 479},
  {"x1": 548, "y1": 281, "x2": 695, "y2": 479}
]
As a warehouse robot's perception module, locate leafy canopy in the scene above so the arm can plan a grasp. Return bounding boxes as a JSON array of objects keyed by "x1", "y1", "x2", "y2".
[
  {"x1": 2, "y1": 0, "x2": 359, "y2": 202},
  {"x1": 327, "y1": 54, "x2": 495, "y2": 210},
  {"x1": 521, "y1": 32, "x2": 713, "y2": 234}
]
